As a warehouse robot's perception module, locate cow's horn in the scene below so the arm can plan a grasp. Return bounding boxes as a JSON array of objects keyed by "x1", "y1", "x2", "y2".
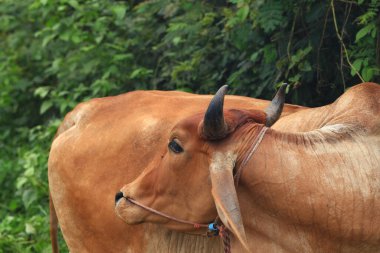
[
  {"x1": 265, "y1": 83, "x2": 288, "y2": 127},
  {"x1": 209, "y1": 152, "x2": 250, "y2": 251},
  {"x1": 202, "y1": 85, "x2": 229, "y2": 140}
]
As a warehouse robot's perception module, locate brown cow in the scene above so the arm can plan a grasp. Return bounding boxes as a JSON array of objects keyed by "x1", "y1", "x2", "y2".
[
  {"x1": 48, "y1": 89, "x2": 304, "y2": 252},
  {"x1": 116, "y1": 83, "x2": 380, "y2": 253}
]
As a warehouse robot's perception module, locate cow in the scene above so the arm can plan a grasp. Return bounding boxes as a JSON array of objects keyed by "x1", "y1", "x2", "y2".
[
  {"x1": 115, "y1": 83, "x2": 380, "y2": 253},
  {"x1": 48, "y1": 89, "x2": 305, "y2": 252}
]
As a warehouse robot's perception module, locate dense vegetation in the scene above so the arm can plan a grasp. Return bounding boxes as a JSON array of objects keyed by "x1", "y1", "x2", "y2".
[{"x1": 0, "y1": 0, "x2": 379, "y2": 252}]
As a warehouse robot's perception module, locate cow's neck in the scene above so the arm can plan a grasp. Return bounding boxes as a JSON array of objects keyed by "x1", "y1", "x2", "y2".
[{"x1": 233, "y1": 124, "x2": 380, "y2": 253}]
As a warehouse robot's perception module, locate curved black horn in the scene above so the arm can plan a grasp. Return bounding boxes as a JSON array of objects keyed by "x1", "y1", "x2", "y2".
[
  {"x1": 265, "y1": 83, "x2": 288, "y2": 127},
  {"x1": 202, "y1": 85, "x2": 229, "y2": 140}
]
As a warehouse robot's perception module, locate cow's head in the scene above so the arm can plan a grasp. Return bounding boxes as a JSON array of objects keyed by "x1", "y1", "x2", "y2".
[{"x1": 115, "y1": 85, "x2": 286, "y2": 245}]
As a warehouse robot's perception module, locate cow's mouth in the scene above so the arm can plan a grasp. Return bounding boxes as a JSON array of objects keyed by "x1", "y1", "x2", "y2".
[
  {"x1": 115, "y1": 194, "x2": 146, "y2": 225},
  {"x1": 115, "y1": 194, "x2": 137, "y2": 210}
]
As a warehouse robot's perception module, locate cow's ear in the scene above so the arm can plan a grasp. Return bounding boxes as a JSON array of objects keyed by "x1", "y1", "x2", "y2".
[{"x1": 209, "y1": 152, "x2": 250, "y2": 251}]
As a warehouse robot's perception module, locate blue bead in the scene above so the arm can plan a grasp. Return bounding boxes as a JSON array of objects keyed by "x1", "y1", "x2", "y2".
[{"x1": 208, "y1": 223, "x2": 218, "y2": 231}]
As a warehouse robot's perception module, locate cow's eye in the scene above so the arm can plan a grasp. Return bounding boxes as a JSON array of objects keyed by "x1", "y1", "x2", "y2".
[{"x1": 168, "y1": 139, "x2": 183, "y2": 153}]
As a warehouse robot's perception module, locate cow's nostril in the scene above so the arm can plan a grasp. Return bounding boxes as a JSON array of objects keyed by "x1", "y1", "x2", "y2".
[{"x1": 115, "y1": 191, "x2": 124, "y2": 203}]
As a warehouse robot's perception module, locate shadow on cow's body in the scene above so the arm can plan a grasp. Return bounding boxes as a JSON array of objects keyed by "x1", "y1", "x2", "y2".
[
  {"x1": 48, "y1": 89, "x2": 304, "y2": 252},
  {"x1": 116, "y1": 83, "x2": 380, "y2": 253}
]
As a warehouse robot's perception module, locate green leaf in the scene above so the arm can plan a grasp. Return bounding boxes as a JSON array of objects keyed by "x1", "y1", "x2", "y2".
[
  {"x1": 289, "y1": 73, "x2": 301, "y2": 84},
  {"x1": 112, "y1": 5, "x2": 127, "y2": 20},
  {"x1": 236, "y1": 5, "x2": 249, "y2": 22},
  {"x1": 59, "y1": 31, "x2": 70, "y2": 41},
  {"x1": 71, "y1": 33, "x2": 82, "y2": 44},
  {"x1": 257, "y1": 2, "x2": 284, "y2": 33},
  {"x1": 22, "y1": 189, "x2": 38, "y2": 209},
  {"x1": 351, "y1": 59, "x2": 363, "y2": 76},
  {"x1": 289, "y1": 46, "x2": 312, "y2": 70},
  {"x1": 68, "y1": 0, "x2": 80, "y2": 10},
  {"x1": 34, "y1": 87, "x2": 50, "y2": 98},
  {"x1": 167, "y1": 22, "x2": 188, "y2": 32},
  {"x1": 250, "y1": 51, "x2": 261, "y2": 62},
  {"x1": 229, "y1": 0, "x2": 244, "y2": 4},
  {"x1": 16, "y1": 177, "x2": 28, "y2": 189},
  {"x1": 112, "y1": 54, "x2": 133, "y2": 61},
  {"x1": 173, "y1": 37, "x2": 181, "y2": 45},
  {"x1": 355, "y1": 25, "x2": 372, "y2": 42},
  {"x1": 362, "y1": 67, "x2": 374, "y2": 81},
  {"x1": 8, "y1": 199, "x2": 19, "y2": 211},
  {"x1": 40, "y1": 101, "x2": 53, "y2": 114},
  {"x1": 25, "y1": 223, "x2": 36, "y2": 234},
  {"x1": 42, "y1": 34, "x2": 55, "y2": 48},
  {"x1": 60, "y1": 102, "x2": 69, "y2": 114},
  {"x1": 201, "y1": 12, "x2": 216, "y2": 26},
  {"x1": 130, "y1": 68, "x2": 153, "y2": 79},
  {"x1": 299, "y1": 61, "x2": 312, "y2": 72},
  {"x1": 95, "y1": 35, "x2": 104, "y2": 44},
  {"x1": 160, "y1": 3, "x2": 178, "y2": 18},
  {"x1": 81, "y1": 45, "x2": 96, "y2": 52},
  {"x1": 263, "y1": 44, "x2": 277, "y2": 63}
]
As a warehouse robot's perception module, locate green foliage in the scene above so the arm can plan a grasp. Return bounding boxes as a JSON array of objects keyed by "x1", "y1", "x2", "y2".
[
  {"x1": 349, "y1": 0, "x2": 380, "y2": 82},
  {"x1": 0, "y1": 0, "x2": 379, "y2": 252},
  {"x1": 0, "y1": 121, "x2": 67, "y2": 252}
]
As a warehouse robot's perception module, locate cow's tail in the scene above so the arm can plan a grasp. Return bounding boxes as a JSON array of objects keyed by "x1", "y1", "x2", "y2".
[{"x1": 50, "y1": 193, "x2": 59, "y2": 253}]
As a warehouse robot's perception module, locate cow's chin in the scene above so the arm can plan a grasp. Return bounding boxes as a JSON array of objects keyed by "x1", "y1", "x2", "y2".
[{"x1": 115, "y1": 197, "x2": 147, "y2": 225}]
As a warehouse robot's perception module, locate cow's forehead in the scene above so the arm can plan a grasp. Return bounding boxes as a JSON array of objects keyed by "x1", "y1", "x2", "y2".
[{"x1": 172, "y1": 113, "x2": 204, "y2": 134}]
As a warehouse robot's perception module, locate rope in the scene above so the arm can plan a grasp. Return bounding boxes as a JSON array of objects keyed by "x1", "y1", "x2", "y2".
[
  {"x1": 218, "y1": 225, "x2": 231, "y2": 253},
  {"x1": 234, "y1": 126, "x2": 268, "y2": 186},
  {"x1": 126, "y1": 197, "x2": 209, "y2": 228}
]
